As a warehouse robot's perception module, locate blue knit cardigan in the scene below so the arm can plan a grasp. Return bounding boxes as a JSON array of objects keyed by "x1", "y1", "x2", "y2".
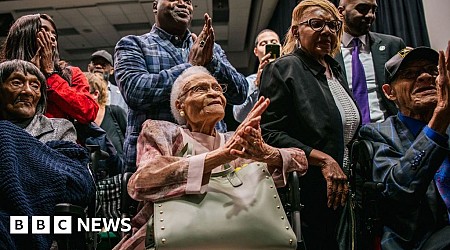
[{"x1": 0, "y1": 121, "x2": 96, "y2": 250}]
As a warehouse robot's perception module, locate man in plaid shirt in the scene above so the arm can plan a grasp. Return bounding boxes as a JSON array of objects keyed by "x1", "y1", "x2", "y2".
[{"x1": 115, "y1": 0, "x2": 248, "y2": 172}]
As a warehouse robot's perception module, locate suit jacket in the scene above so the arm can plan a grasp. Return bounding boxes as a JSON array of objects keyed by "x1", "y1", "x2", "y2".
[
  {"x1": 24, "y1": 114, "x2": 76, "y2": 143},
  {"x1": 359, "y1": 115, "x2": 449, "y2": 250},
  {"x1": 259, "y1": 48, "x2": 360, "y2": 249},
  {"x1": 335, "y1": 32, "x2": 406, "y2": 119}
]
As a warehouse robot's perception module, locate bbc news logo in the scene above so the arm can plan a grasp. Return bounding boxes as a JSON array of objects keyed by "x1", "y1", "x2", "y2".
[{"x1": 10, "y1": 216, "x2": 131, "y2": 234}]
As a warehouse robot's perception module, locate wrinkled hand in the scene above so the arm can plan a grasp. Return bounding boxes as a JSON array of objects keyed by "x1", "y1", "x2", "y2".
[
  {"x1": 36, "y1": 29, "x2": 56, "y2": 74},
  {"x1": 320, "y1": 159, "x2": 349, "y2": 210},
  {"x1": 224, "y1": 97, "x2": 270, "y2": 155},
  {"x1": 231, "y1": 124, "x2": 280, "y2": 164},
  {"x1": 189, "y1": 13, "x2": 215, "y2": 66},
  {"x1": 254, "y1": 53, "x2": 272, "y2": 87},
  {"x1": 430, "y1": 40, "x2": 450, "y2": 133}
]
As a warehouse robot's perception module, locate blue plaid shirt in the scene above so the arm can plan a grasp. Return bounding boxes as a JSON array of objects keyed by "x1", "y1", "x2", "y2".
[{"x1": 114, "y1": 25, "x2": 248, "y2": 171}]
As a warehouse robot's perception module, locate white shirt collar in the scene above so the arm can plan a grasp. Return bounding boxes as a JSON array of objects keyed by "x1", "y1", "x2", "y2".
[{"x1": 342, "y1": 32, "x2": 368, "y2": 50}]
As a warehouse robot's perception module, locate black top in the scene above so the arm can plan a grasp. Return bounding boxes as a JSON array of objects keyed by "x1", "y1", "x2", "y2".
[
  {"x1": 100, "y1": 105, "x2": 127, "y2": 157},
  {"x1": 260, "y1": 48, "x2": 357, "y2": 165},
  {"x1": 259, "y1": 48, "x2": 360, "y2": 250}
]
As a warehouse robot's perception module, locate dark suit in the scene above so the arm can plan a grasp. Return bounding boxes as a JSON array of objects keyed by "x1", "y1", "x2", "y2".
[
  {"x1": 260, "y1": 48, "x2": 360, "y2": 250},
  {"x1": 335, "y1": 32, "x2": 406, "y2": 119},
  {"x1": 359, "y1": 115, "x2": 450, "y2": 250}
]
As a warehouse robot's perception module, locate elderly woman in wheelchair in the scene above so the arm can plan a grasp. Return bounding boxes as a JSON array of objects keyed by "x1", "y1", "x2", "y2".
[
  {"x1": 0, "y1": 60, "x2": 95, "y2": 249},
  {"x1": 0, "y1": 59, "x2": 76, "y2": 143},
  {"x1": 116, "y1": 66, "x2": 308, "y2": 249}
]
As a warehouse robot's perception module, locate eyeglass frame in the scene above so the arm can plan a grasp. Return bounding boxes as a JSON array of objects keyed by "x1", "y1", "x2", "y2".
[
  {"x1": 298, "y1": 18, "x2": 343, "y2": 33},
  {"x1": 178, "y1": 81, "x2": 228, "y2": 98}
]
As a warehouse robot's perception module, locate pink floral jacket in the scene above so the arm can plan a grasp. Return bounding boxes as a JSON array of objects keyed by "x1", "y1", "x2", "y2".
[{"x1": 115, "y1": 120, "x2": 308, "y2": 250}]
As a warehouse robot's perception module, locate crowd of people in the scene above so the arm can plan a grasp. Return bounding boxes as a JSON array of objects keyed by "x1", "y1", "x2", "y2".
[{"x1": 0, "y1": 0, "x2": 449, "y2": 249}]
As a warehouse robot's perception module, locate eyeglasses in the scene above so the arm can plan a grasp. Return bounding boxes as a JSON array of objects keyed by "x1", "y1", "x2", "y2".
[
  {"x1": 396, "y1": 65, "x2": 438, "y2": 81},
  {"x1": 298, "y1": 18, "x2": 342, "y2": 33},
  {"x1": 178, "y1": 82, "x2": 227, "y2": 98}
]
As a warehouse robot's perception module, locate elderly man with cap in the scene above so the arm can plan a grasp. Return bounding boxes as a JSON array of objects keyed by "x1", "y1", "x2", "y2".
[
  {"x1": 358, "y1": 41, "x2": 450, "y2": 250},
  {"x1": 88, "y1": 50, "x2": 128, "y2": 112}
]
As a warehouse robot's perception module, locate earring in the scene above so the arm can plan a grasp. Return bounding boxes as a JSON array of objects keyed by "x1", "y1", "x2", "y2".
[
  {"x1": 179, "y1": 110, "x2": 185, "y2": 117},
  {"x1": 296, "y1": 39, "x2": 301, "y2": 49}
]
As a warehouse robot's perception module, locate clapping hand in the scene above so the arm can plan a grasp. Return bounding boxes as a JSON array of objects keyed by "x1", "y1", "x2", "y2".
[
  {"x1": 429, "y1": 40, "x2": 450, "y2": 134},
  {"x1": 189, "y1": 13, "x2": 215, "y2": 66},
  {"x1": 226, "y1": 97, "x2": 272, "y2": 157}
]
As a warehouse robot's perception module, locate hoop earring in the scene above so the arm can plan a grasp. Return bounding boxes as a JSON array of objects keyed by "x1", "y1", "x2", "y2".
[{"x1": 296, "y1": 39, "x2": 301, "y2": 49}]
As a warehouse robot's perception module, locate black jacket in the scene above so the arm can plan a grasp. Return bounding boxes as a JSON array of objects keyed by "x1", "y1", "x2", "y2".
[{"x1": 259, "y1": 48, "x2": 360, "y2": 249}]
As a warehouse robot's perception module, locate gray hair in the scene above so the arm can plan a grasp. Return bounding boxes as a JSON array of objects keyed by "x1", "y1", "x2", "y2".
[
  {"x1": 170, "y1": 66, "x2": 213, "y2": 125},
  {"x1": 0, "y1": 59, "x2": 47, "y2": 115}
]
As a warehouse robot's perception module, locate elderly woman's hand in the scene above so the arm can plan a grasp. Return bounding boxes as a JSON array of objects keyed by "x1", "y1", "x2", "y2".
[
  {"x1": 225, "y1": 97, "x2": 270, "y2": 155},
  {"x1": 232, "y1": 124, "x2": 282, "y2": 166}
]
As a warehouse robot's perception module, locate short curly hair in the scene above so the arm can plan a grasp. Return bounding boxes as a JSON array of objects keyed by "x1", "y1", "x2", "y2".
[{"x1": 170, "y1": 66, "x2": 213, "y2": 125}]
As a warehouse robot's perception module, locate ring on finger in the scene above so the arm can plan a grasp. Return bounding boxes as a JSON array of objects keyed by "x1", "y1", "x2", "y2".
[{"x1": 199, "y1": 40, "x2": 206, "y2": 47}]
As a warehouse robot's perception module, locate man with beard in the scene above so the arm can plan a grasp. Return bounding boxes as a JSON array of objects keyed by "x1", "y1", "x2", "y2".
[
  {"x1": 114, "y1": 0, "x2": 248, "y2": 172},
  {"x1": 88, "y1": 50, "x2": 128, "y2": 112},
  {"x1": 337, "y1": 0, "x2": 406, "y2": 123},
  {"x1": 358, "y1": 43, "x2": 450, "y2": 249}
]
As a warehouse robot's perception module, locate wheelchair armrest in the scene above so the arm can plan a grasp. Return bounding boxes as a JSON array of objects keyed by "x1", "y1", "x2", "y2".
[
  {"x1": 55, "y1": 203, "x2": 86, "y2": 217},
  {"x1": 121, "y1": 172, "x2": 137, "y2": 219},
  {"x1": 350, "y1": 139, "x2": 386, "y2": 246},
  {"x1": 351, "y1": 140, "x2": 374, "y2": 180},
  {"x1": 287, "y1": 171, "x2": 305, "y2": 249},
  {"x1": 54, "y1": 203, "x2": 90, "y2": 250}
]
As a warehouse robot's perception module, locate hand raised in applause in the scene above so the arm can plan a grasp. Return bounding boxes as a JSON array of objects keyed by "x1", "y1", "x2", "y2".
[
  {"x1": 225, "y1": 97, "x2": 270, "y2": 157},
  {"x1": 189, "y1": 13, "x2": 215, "y2": 66},
  {"x1": 429, "y1": 40, "x2": 450, "y2": 134}
]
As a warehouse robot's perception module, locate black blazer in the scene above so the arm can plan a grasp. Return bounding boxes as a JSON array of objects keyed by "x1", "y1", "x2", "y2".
[
  {"x1": 335, "y1": 32, "x2": 406, "y2": 118},
  {"x1": 259, "y1": 48, "x2": 361, "y2": 249},
  {"x1": 260, "y1": 48, "x2": 357, "y2": 166}
]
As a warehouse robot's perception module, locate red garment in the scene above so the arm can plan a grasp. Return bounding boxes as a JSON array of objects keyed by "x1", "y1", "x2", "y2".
[{"x1": 45, "y1": 66, "x2": 98, "y2": 124}]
